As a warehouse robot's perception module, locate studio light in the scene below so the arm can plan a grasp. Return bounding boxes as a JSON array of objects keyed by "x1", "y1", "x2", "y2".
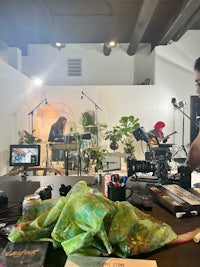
[
  {"x1": 32, "y1": 77, "x2": 43, "y2": 86},
  {"x1": 107, "y1": 40, "x2": 117, "y2": 48},
  {"x1": 178, "y1": 101, "x2": 186, "y2": 108}
]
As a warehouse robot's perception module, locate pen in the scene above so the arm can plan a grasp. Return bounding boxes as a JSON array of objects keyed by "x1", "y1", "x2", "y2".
[{"x1": 121, "y1": 176, "x2": 127, "y2": 186}]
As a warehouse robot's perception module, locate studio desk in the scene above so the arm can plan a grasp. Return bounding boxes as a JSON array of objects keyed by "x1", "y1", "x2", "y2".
[{"x1": 0, "y1": 175, "x2": 200, "y2": 267}]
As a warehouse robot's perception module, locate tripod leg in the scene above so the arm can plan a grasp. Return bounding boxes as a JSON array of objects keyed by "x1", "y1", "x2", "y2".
[{"x1": 64, "y1": 150, "x2": 69, "y2": 176}]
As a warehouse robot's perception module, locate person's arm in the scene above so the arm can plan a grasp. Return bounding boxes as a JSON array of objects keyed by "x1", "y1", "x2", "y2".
[
  {"x1": 162, "y1": 136, "x2": 168, "y2": 143},
  {"x1": 148, "y1": 131, "x2": 159, "y2": 145},
  {"x1": 48, "y1": 125, "x2": 56, "y2": 142},
  {"x1": 186, "y1": 132, "x2": 200, "y2": 171}
]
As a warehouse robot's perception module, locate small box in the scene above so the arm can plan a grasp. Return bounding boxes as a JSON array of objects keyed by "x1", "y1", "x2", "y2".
[{"x1": 0, "y1": 241, "x2": 49, "y2": 267}]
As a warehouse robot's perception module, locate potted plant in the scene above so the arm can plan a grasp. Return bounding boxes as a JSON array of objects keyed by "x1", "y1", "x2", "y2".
[
  {"x1": 118, "y1": 115, "x2": 140, "y2": 154},
  {"x1": 101, "y1": 115, "x2": 140, "y2": 155},
  {"x1": 82, "y1": 146, "x2": 108, "y2": 173},
  {"x1": 81, "y1": 111, "x2": 97, "y2": 135},
  {"x1": 18, "y1": 130, "x2": 42, "y2": 144},
  {"x1": 100, "y1": 124, "x2": 122, "y2": 150}
]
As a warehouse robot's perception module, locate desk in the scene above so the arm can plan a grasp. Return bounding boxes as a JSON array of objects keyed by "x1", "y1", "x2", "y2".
[
  {"x1": 143, "y1": 204, "x2": 200, "y2": 267},
  {"x1": 1, "y1": 176, "x2": 200, "y2": 267}
]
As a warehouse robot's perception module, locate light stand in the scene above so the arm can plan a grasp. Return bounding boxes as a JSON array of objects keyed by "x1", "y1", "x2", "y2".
[
  {"x1": 81, "y1": 88, "x2": 103, "y2": 147},
  {"x1": 41, "y1": 143, "x2": 52, "y2": 168},
  {"x1": 173, "y1": 102, "x2": 187, "y2": 157},
  {"x1": 27, "y1": 98, "x2": 47, "y2": 134},
  {"x1": 172, "y1": 99, "x2": 199, "y2": 158}
]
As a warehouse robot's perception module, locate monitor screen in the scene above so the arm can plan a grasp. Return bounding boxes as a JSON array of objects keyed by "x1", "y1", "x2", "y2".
[
  {"x1": 9, "y1": 144, "x2": 41, "y2": 168},
  {"x1": 102, "y1": 155, "x2": 121, "y2": 172}
]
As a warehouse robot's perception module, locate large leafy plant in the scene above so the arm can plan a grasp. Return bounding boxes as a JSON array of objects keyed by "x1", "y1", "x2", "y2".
[
  {"x1": 101, "y1": 115, "x2": 140, "y2": 155},
  {"x1": 82, "y1": 146, "x2": 108, "y2": 173},
  {"x1": 81, "y1": 111, "x2": 97, "y2": 135}
]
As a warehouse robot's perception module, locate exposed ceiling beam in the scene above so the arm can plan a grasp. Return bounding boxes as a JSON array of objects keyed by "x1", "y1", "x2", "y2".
[
  {"x1": 127, "y1": 0, "x2": 159, "y2": 56},
  {"x1": 172, "y1": 7, "x2": 200, "y2": 42},
  {"x1": 158, "y1": 0, "x2": 200, "y2": 45}
]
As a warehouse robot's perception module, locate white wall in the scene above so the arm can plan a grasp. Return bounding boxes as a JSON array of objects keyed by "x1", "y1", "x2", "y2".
[
  {"x1": 0, "y1": 59, "x2": 41, "y2": 174},
  {"x1": 22, "y1": 44, "x2": 135, "y2": 86}
]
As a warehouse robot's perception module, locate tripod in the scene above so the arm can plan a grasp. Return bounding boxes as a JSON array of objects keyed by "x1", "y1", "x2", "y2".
[
  {"x1": 173, "y1": 102, "x2": 187, "y2": 158},
  {"x1": 41, "y1": 143, "x2": 53, "y2": 168}
]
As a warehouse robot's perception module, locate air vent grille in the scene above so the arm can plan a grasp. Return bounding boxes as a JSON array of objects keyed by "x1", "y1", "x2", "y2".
[{"x1": 68, "y1": 58, "x2": 82, "y2": 76}]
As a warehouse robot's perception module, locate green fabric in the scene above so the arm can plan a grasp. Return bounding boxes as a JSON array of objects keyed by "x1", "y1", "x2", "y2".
[{"x1": 8, "y1": 181, "x2": 177, "y2": 257}]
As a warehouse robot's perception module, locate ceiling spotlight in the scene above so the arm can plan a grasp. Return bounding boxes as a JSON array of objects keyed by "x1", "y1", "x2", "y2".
[
  {"x1": 107, "y1": 41, "x2": 117, "y2": 48},
  {"x1": 52, "y1": 42, "x2": 66, "y2": 50},
  {"x1": 103, "y1": 40, "x2": 117, "y2": 56}
]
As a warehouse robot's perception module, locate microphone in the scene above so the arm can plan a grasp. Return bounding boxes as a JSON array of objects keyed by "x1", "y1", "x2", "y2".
[
  {"x1": 171, "y1": 97, "x2": 178, "y2": 107},
  {"x1": 81, "y1": 89, "x2": 83, "y2": 99},
  {"x1": 45, "y1": 98, "x2": 48, "y2": 105}
]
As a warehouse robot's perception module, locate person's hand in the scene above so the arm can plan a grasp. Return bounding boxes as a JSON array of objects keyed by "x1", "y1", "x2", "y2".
[{"x1": 163, "y1": 135, "x2": 169, "y2": 143}]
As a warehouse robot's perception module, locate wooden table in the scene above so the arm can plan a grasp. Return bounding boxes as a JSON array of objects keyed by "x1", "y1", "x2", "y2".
[{"x1": 0, "y1": 175, "x2": 200, "y2": 267}]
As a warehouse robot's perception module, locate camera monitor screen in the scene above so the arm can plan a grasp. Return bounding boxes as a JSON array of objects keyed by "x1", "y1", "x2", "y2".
[
  {"x1": 9, "y1": 144, "x2": 41, "y2": 168},
  {"x1": 102, "y1": 155, "x2": 121, "y2": 172}
]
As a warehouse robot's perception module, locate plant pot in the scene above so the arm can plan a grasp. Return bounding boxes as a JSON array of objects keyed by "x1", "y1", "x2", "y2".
[{"x1": 110, "y1": 141, "x2": 119, "y2": 150}]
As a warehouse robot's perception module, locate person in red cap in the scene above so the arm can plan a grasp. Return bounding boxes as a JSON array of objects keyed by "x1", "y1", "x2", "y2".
[{"x1": 148, "y1": 121, "x2": 169, "y2": 145}]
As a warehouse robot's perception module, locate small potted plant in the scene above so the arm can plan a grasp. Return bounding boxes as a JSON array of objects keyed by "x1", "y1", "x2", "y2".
[
  {"x1": 82, "y1": 146, "x2": 108, "y2": 173},
  {"x1": 18, "y1": 130, "x2": 42, "y2": 144},
  {"x1": 100, "y1": 124, "x2": 122, "y2": 150}
]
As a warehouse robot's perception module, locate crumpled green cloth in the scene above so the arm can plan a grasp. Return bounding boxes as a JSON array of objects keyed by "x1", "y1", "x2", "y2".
[{"x1": 8, "y1": 181, "x2": 177, "y2": 257}]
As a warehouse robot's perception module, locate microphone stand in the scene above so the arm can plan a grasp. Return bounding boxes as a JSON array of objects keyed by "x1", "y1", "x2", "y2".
[
  {"x1": 81, "y1": 89, "x2": 103, "y2": 147},
  {"x1": 27, "y1": 98, "x2": 47, "y2": 134}
]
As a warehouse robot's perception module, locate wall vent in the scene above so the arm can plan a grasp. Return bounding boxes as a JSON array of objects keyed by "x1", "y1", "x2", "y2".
[{"x1": 67, "y1": 58, "x2": 82, "y2": 76}]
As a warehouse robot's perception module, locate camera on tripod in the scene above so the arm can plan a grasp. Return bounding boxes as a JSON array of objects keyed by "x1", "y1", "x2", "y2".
[{"x1": 127, "y1": 157, "x2": 156, "y2": 177}]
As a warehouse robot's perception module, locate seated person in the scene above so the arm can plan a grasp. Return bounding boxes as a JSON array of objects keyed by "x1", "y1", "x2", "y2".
[
  {"x1": 148, "y1": 121, "x2": 169, "y2": 145},
  {"x1": 48, "y1": 116, "x2": 67, "y2": 142}
]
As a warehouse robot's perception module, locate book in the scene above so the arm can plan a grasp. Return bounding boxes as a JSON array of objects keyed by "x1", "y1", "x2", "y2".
[
  {"x1": 149, "y1": 184, "x2": 200, "y2": 217},
  {"x1": 0, "y1": 241, "x2": 49, "y2": 267}
]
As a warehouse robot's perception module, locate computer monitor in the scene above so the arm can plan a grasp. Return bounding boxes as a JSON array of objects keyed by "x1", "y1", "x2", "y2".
[
  {"x1": 102, "y1": 155, "x2": 121, "y2": 172},
  {"x1": 9, "y1": 144, "x2": 41, "y2": 169}
]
